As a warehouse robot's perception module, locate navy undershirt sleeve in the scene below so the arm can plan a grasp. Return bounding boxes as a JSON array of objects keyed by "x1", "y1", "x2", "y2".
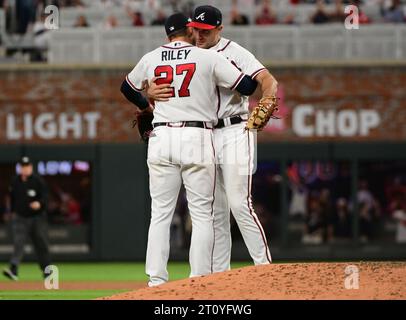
[
  {"x1": 235, "y1": 75, "x2": 258, "y2": 96},
  {"x1": 120, "y1": 80, "x2": 149, "y2": 110}
]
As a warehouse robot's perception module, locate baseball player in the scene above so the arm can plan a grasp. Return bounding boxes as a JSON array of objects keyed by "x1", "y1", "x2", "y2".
[
  {"x1": 148, "y1": 5, "x2": 278, "y2": 272},
  {"x1": 120, "y1": 13, "x2": 259, "y2": 286}
]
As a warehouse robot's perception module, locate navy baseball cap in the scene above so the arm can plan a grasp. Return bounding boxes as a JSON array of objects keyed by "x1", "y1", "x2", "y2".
[
  {"x1": 19, "y1": 156, "x2": 32, "y2": 166},
  {"x1": 187, "y1": 5, "x2": 222, "y2": 30},
  {"x1": 165, "y1": 13, "x2": 191, "y2": 36}
]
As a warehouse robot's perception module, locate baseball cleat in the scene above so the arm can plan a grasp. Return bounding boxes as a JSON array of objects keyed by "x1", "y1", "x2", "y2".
[{"x1": 148, "y1": 280, "x2": 165, "y2": 287}]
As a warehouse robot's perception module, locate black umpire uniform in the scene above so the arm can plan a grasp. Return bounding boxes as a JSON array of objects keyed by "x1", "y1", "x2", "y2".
[{"x1": 2, "y1": 156, "x2": 51, "y2": 281}]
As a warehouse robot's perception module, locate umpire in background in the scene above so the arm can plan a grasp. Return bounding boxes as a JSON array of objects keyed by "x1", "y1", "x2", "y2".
[{"x1": 2, "y1": 156, "x2": 52, "y2": 281}]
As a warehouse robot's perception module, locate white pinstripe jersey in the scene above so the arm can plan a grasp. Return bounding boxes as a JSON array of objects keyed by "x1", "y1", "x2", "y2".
[
  {"x1": 210, "y1": 38, "x2": 267, "y2": 119},
  {"x1": 126, "y1": 40, "x2": 244, "y2": 124}
]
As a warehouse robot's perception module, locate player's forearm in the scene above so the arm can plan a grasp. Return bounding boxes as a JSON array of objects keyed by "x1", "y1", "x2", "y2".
[
  {"x1": 120, "y1": 80, "x2": 149, "y2": 110},
  {"x1": 256, "y1": 71, "x2": 278, "y2": 97}
]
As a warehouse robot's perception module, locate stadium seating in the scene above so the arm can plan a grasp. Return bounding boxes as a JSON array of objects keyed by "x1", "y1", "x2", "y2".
[
  {"x1": 245, "y1": 26, "x2": 296, "y2": 61},
  {"x1": 48, "y1": 24, "x2": 406, "y2": 64},
  {"x1": 59, "y1": 5, "x2": 173, "y2": 28},
  {"x1": 349, "y1": 24, "x2": 402, "y2": 60},
  {"x1": 54, "y1": 2, "x2": 390, "y2": 30},
  {"x1": 0, "y1": 9, "x2": 5, "y2": 39},
  {"x1": 295, "y1": 24, "x2": 347, "y2": 60},
  {"x1": 2, "y1": 1, "x2": 404, "y2": 64},
  {"x1": 402, "y1": 26, "x2": 406, "y2": 59},
  {"x1": 59, "y1": 7, "x2": 133, "y2": 28},
  {"x1": 48, "y1": 29, "x2": 97, "y2": 64},
  {"x1": 99, "y1": 27, "x2": 164, "y2": 63}
]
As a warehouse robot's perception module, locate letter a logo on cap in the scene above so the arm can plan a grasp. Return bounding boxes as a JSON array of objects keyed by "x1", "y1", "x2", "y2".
[{"x1": 196, "y1": 12, "x2": 205, "y2": 21}]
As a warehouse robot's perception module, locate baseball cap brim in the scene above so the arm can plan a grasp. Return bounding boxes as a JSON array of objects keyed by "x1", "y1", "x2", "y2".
[{"x1": 186, "y1": 21, "x2": 216, "y2": 30}]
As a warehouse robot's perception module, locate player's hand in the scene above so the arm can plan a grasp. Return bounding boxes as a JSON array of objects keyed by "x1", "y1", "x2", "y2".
[
  {"x1": 146, "y1": 77, "x2": 173, "y2": 102},
  {"x1": 30, "y1": 201, "x2": 41, "y2": 210},
  {"x1": 132, "y1": 104, "x2": 155, "y2": 128},
  {"x1": 145, "y1": 104, "x2": 155, "y2": 113},
  {"x1": 134, "y1": 104, "x2": 154, "y2": 117}
]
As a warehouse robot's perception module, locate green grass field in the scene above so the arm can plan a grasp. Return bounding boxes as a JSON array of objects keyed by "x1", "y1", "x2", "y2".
[{"x1": 0, "y1": 262, "x2": 251, "y2": 300}]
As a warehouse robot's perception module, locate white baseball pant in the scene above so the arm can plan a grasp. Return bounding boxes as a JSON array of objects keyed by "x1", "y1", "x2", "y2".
[
  {"x1": 212, "y1": 122, "x2": 272, "y2": 272},
  {"x1": 145, "y1": 125, "x2": 216, "y2": 286}
]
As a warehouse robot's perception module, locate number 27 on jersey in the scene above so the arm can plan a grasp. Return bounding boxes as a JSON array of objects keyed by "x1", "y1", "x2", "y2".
[{"x1": 154, "y1": 63, "x2": 196, "y2": 98}]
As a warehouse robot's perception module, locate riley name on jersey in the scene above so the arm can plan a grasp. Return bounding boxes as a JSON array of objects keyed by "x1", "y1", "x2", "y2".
[{"x1": 162, "y1": 49, "x2": 191, "y2": 61}]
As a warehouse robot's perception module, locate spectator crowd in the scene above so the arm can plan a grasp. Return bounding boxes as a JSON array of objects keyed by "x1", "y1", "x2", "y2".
[
  {"x1": 0, "y1": 0, "x2": 404, "y2": 61},
  {"x1": 284, "y1": 161, "x2": 406, "y2": 245},
  {"x1": 1, "y1": 0, "x2": 405, "y2": 35}
]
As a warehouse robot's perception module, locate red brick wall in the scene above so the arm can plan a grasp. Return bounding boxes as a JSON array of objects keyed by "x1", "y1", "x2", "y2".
[
  {"x1": 0, "y1": 66, "x2": 405, "y2": 144},
  {"x1": 257, "y1": 66, "x2": 406, "y2": 142}
]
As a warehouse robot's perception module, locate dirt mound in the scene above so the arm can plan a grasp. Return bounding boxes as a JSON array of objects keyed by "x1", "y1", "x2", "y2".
[{"x1": 100, "y1": 262, "x2": 406, "y2": 300}]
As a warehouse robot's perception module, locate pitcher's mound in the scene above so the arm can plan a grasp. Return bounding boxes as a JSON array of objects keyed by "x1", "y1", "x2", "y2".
[{"x1": 100, "y1": 262, "x2": 405, "y2": 300}]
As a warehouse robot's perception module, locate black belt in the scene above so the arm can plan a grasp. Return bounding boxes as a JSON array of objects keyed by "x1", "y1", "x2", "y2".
[
  {"x1": 215, "y1": 116, "x2": 245, "y2": 129},
  {"x1": 153, "y1": 121, "x2": 212, "y2": 129}
]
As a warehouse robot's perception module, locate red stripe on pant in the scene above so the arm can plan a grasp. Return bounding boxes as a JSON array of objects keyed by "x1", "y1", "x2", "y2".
[
  {"x1": 210, "y1": 132, "x2": 217, "y2": 273},
  {"x1": 247, "y1": 131, "x2": 272, "y2": 263}
]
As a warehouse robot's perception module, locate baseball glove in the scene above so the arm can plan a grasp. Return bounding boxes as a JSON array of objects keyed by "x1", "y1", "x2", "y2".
[
  {"x1": 132, "y1": 111, "x2": 154, "y2": 143},
  {"x1": 245, "y1": 95, "x2": 280, "y2": 131}
]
